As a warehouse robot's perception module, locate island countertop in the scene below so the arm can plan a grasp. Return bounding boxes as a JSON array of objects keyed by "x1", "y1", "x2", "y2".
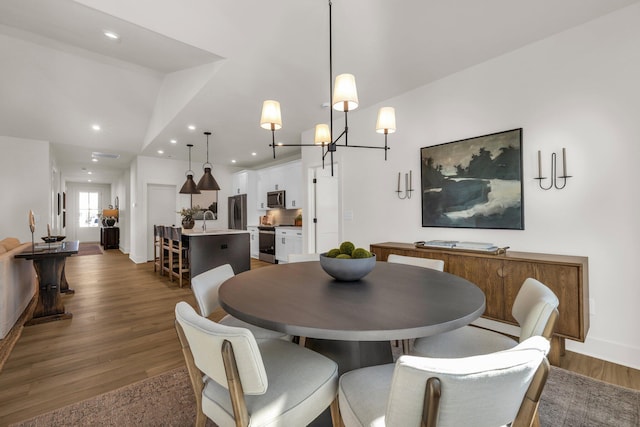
[{"x1": 182, "y1": 229, "x2": 249, "y2": 236}]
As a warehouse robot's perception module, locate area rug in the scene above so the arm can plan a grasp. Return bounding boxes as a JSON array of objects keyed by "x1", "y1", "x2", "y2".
[
  {"x1": 76, "y1": 242, "x2": 103, "y2": 256},
  {"x1": 10, "y1": 365, "x2": 639, "y2": 427}
]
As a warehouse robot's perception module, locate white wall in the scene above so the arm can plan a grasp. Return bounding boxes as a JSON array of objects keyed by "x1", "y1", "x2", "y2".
[
  {"x1": 302, "y1": 5, "x2": 640, "y2": 368},
  {"x1": 0, "y1": 137, "x2": 50, "y2": 242},
  {"x1": 128, "y1": 155, "x2": 239, "y2": 263}
]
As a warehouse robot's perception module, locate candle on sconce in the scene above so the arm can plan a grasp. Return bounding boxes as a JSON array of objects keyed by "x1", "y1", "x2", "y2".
[
  {"x1": 562, "y1": 148, "x2": 567, "y2": 177},
  {"x1": 397, "y1": 172, "x2": 401, "y2": 192},
  {"x1": 537, "y1": 150, "x2": 542, "y2": 178},
  {"x1": 405, "y1": 173, "x2": 408, "y2": 193},
  {"x1": 409, "y1": 170, "x2": 412, "y2": 191}
]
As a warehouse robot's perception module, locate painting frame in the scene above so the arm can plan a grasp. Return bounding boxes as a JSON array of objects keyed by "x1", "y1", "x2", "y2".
[{"x1": 420, "y1": 128, "x2": 524, "y2": 230}]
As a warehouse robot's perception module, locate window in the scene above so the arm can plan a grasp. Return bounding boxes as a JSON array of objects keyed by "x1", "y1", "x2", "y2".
[{"x1": 78, "y1": 191, "x2": 100, "y2": 228}]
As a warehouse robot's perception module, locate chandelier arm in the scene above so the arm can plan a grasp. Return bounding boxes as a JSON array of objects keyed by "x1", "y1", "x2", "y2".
[
  {"x1": 344, "y1": 111, "x2": 348, "y2": 146},
  {"x1": 271, "y1": 128, "x2": 276, "y2": 159}
]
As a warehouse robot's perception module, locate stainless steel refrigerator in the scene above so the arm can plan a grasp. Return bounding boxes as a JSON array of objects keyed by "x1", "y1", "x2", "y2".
[{"x1": 228, "y1": 194, "x2": 247, "y2": 230}]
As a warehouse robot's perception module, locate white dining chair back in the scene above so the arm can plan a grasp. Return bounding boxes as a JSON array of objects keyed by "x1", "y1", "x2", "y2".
[
  {"x1": 387, "y1": 254, "x2": 445, "y2": 353},
  {"x1": 191, "y1": 263, "x2": 235, "y2": 317},
  {"x1": 338, "y1": 336, "x2": 550, "y2": 427},
  {"x1": 175, "y1": 301, "x2": 340, "y2": 427},
  {"x1": 412, "y1": 277, "x2": 559, "y2": 358},
  {"x1": 513, "y1": 277, "x2": 560, "y2": 342},
  {"x1": 387, "y1": 254, "x2": 444, "y2": 271},
  {"x1": 287, "y1": 253, "x2": 320, "y2": 263},
  {"x1": 190, "y1": 264, "x2": 291, "y2": 342}
]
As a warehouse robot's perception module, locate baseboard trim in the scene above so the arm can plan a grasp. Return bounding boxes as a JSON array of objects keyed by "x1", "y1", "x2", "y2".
[{"x1": 472, "y1": 317, "x2": 640, "y2": 370}]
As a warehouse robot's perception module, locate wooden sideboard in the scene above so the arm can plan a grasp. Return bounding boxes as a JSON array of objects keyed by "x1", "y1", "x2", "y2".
[{"x1": 370, "y1": 242, "x2": 589, "y2": 365}]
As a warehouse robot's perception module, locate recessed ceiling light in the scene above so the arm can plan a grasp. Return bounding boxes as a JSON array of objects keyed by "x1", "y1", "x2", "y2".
[
  {"x1": 157, "y1": 150, "x2": 164, "y2": 154},
  {"x1": 188, "y1": 125, "x2": 196, "y2": 131},
  {"x1": 251, "y1": 152, "x2": 257, "y2": 156},
  {"x1": 88, "y1": 171, "x2": 92, "y2": 175},
  {"x1": 231, "y1": 159, "x2": 237, "y2": 163},
  {"x1": 170, "y1": 139, "x2": 177, "y2": 144},
  {"x1": 277, "y1": 142, "x2": 283, "y2": 146},
  {"x1": 92, "y1": 158, "x2": 98, "y2": 162},
  {"x1": 103, "y1": 31, "x2": 119, "y2": 40},
  {"x1": 88, "y1": 179, "x2": 92, "y2": 182},
  {"x1": 92, "y1": 124, "x2": 101, "y2": 131}
]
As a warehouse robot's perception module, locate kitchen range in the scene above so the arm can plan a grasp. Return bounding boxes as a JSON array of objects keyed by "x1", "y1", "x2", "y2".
[{"x1": 258, "y1": 225, "x2": 276, "y2": 263}]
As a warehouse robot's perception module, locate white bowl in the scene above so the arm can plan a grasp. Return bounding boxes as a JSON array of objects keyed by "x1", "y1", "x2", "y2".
[{"x1": 319, "y1": 253, "x2": 376, "y2": 281}]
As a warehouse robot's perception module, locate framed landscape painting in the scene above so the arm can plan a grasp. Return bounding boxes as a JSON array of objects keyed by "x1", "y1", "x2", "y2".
[{"x1": 420, "y1": 128, "x2": 524, "y2": 230}]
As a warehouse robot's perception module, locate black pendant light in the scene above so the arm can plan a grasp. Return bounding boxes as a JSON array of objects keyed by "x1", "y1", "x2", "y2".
[
  {"x1": 197, "y1": 131, "x2": 220, "y2": 191},
  {"x1": 179, "y1": 144, "x2": 201, "y2": 194}
]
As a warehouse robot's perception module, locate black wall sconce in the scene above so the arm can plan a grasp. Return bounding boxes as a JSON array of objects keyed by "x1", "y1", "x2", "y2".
[
  {"x1": 535, "y1": 148, "x2": 572, "y2": 190},
  {"x1": 396, "y1": 170, "x2": 414, "y2": 199}
]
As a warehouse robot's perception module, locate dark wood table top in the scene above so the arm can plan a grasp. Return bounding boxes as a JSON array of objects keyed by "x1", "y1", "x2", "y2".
[
  {"x1": 15, "y1": 240, "x2": 79, "y2": 259},
  {"x1": 219, "y1": 261, "x2": 486, "y2": 341}
]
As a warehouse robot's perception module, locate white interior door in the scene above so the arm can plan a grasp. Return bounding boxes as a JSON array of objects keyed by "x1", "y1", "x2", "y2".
[
  {"x1": 312, "y1": 164, "x2": 339, "y2": 253},
  {"x1": 147, "y1": 184, "x2": 176, "y2": 261}
]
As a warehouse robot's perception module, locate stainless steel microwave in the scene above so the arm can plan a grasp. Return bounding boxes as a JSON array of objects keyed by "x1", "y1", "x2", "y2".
[{"x1": 267, "y1": 190, "x2": 286, "y2": 208}]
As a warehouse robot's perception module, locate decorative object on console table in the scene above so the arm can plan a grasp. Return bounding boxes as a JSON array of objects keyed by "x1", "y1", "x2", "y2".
[
  {"x1": 370, "y1": 242, "x2": 589, "y2": 366},
  {"x1": 421, "y1": 128, "x2": 523, "y2": 230},
  {"x1": 535, "y1": 148, "x2": 572, "y2": 190},
  {"x1": 414, "y1": 240, "x2": 508, "y2": 255}
]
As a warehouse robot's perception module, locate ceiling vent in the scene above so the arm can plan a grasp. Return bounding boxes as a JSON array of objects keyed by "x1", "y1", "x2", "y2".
[{"x1": 91, "y1": 151, "x2": 120, "y2": 159}]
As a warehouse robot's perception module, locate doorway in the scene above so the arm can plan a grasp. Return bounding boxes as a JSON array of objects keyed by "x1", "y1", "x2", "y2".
[
  {"x1": 309, "y1": 164, "x2": 339, "y2": 253},
  {"x1": 147, "y1": 184, "x2": 177, "y2": 261},
  {"x1": 66, "y1": 183, "x2": 110, "y2": 243}
]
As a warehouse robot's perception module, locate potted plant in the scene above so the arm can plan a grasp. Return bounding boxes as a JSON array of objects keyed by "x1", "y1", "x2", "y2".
[{"x1": 178, "y1": 205, "x2": 201, "y2": 229}]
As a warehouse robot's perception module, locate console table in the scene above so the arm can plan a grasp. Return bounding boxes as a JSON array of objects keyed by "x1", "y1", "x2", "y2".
[
  {"x1": 15, "y1": 240, "x2": 79, "y2": 325},
  {"x1": 100, "y1": 226, "x2": 119, "y2": 250},
  {"x1": 370, "y1": 242, "x2": 589, "y2": 365}
]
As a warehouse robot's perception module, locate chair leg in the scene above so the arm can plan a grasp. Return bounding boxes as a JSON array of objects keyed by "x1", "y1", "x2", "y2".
[
  {"x1": 402, "y1": 339, "x2": 410, "y2": 354},
  {"x1": 330, "y1": 397, "x2": 342, "y2": 427}
]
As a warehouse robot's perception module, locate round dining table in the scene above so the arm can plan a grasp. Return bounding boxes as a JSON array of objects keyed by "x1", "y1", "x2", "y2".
[{"x1": 219, "y1": 260, "x2": 485, "y2": 374}]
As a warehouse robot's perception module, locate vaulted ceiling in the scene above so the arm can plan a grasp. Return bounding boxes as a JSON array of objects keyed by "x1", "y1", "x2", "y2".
[{"x1": 1, "y1": 0, "x2": 637, "y2": 183}]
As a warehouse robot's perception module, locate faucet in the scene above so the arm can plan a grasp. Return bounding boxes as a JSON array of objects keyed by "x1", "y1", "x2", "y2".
[{"x1": 202, "y1": 210, "x2": 215, "y2": 232}]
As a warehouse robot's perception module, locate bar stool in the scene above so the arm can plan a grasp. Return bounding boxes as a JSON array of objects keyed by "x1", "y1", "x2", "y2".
[
  {"x1": 169, "y1": 227, "x2": 189, "y2": 287},
  {"x1": 153, "y1": 225, "x2": 164, "y2": 273},
  {"x1": 162, "y1": 226, "x2": 173, "y2": 278}
]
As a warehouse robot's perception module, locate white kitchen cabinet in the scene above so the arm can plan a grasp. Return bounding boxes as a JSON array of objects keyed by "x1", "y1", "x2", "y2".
[
  {"x1": 276, "y1": 227, "x2": 303, "y2": 263},
  {"x1": 256, "y1": 170, "x2": 268, "y2": 210},
  {"x1": 283, "y1": 161, "x2": 302, "y2": 209},
  {"x1": 291, "y1": 230, "x2": 303, "y2": 255},
  {"x1": 247, "y1": 226, "x2": 259, "y2": 259},
  {"x1": 231, "y1": 171, "x2": 249, "y2": 195},
  {"x1": 276, "y1": 228, "x2": 288, "y2": 263}
]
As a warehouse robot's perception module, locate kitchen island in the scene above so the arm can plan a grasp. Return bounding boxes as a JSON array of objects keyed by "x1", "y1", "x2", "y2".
[{"x1": 182, "y1": 229, "x2": 250, "y2": 278}]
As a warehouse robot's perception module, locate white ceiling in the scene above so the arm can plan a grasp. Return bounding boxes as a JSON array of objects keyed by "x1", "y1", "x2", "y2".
[{"x1": 0, "y1": 0, "x2": 638, "y2": 183}]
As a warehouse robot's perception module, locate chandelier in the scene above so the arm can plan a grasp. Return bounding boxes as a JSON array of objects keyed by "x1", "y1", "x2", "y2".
[{"x1": 260, "y1": 0, "x2": 396, "y2": 176}]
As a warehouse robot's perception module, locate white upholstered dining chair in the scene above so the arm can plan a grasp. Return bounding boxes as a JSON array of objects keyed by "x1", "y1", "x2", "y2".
[
  {"x1": 175, "y1": 301, "x2": 340, "y2": 427},
  {"x1": 413, "y1": 277, "x2": 559, "y2": 358},
  {"x1": 190, "y1": 264, "x2": 290, "y2": 341},
  {"x1": 387, "y1": 254, "x2": 445, "y2": 353},
  {"x1": 338, "y1": 336, "x2": 551, "y2": 427},
  {"x1": 387, "y1": 253, "x2": 445, "y2": 271},
  {"x1": 287, "y1": 253, "x2": 320, "y2": 263}
]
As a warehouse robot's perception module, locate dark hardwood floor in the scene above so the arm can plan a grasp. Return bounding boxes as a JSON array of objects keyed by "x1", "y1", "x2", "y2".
[{"x1": 0, "y1": 249, "x2": 637, "y2": 425}]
